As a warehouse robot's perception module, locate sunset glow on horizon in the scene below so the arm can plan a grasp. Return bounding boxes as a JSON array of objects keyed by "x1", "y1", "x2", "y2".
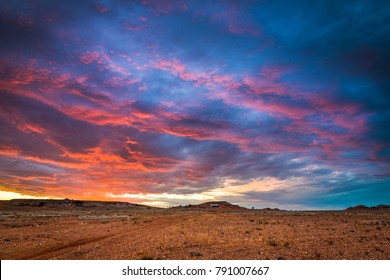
[{"x1": 1, "y1": 0, "x2": 389, "y2": 209}]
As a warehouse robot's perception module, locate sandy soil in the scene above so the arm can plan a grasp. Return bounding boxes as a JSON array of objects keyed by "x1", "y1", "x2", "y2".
[{"x1": 0, "y1": 208, "x2": 389, "y2": 260}]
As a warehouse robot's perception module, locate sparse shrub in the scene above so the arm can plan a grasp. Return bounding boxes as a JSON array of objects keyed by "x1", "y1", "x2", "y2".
[
  {"x1": 326, "y1": 240, "x2": 334, "y2": 245},
  {"x1": 73, "y1": 249, "x2": 86, "y2": 256},
  {"x1": 267, "y1": 239, "x2": 278, "y2": 247},
  {"x1": 100, "y1": 220, "x2": 110, "y2": 224},
  {"x1": 10, "y1": 224, "x2": 23, "y2": 228},
  {"x1": 140, "y1": 255, "x2": 154, "y2": 260},
  {"x1": 375, "y1": 247, "x2": 384, "y2": 253},
  {"x1": 190, "y1": 251, "x2": 202, "y2": 257}
]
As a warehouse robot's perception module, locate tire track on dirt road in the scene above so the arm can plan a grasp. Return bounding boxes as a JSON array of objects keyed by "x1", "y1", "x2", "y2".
[
  {"x1": 23, "y1": 214, "x2": 196, "y2": 259},
  {"x1": 21, "y1": 232, "x2": 119, "y2": 260}
]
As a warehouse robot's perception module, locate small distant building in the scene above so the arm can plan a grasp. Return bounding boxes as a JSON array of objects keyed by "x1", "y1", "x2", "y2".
[{"x1": 210, "y1": 203, "x2": 219, "y2": 208}]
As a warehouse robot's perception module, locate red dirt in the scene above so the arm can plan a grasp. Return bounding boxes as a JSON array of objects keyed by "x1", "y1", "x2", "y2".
[{"x1": 0, "y1": 201, "x2": 389, "y2": 260}]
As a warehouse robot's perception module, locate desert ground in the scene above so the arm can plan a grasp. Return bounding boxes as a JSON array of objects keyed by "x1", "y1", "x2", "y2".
[{"x1": 0, "y1": 200, "x2": 389, "y2": 260}]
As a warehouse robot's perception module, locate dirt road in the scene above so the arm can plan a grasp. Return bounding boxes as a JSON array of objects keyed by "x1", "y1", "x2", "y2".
[{"x1": 1, "y1": 209, "x2": 389, "y2": 259}]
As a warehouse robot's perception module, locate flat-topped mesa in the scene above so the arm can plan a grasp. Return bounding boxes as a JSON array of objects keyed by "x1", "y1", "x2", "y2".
[
  {"x1": 198, "y1": 201, "x2": 234, "y2": 207},
  {"x1": 345, "y1": 204, "x2": 390, "y2": 211},
  {"x1": 177, "y1": 201, "x2": 247, "y2": 210},
  {"x1": 4, "y1": 198, "x2": 155, "y2": 209}
]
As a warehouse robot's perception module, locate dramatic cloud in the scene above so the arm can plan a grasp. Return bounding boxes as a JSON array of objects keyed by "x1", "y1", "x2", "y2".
[{"x1": 0, "y1": 0, "x2": 389, "y2": 209}]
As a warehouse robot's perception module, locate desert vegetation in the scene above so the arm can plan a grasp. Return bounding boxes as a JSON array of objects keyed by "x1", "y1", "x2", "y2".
[{"x1": 0, "y1": 200, "x2": 389, "y2": 260}]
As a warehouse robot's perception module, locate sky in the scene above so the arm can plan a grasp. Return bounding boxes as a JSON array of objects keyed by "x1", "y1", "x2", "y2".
[{"x1": 0, "y1": 0, "x2": 389, "y2": 209}]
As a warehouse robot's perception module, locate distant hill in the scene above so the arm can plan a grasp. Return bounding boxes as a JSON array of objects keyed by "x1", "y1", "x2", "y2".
[
  {"x1": 2, "y1": 199, "x2": 388, "y2": 212},
  {"x1": 345, "y1": 204, "x2": 390, "y2": 211},
  {"x1": 0, "y1": 198, "x2": 156, "y2": 209},
  {"x1": 172, "y1": 201, "x2": 247, "y2": 210}
]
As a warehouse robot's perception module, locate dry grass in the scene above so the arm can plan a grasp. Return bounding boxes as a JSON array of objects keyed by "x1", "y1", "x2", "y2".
[{"x1": 0, "y1": 208, "x2": 389, "y2": 260}]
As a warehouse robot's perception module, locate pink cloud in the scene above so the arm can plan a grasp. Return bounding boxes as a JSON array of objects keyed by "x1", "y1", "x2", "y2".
[
  {"x1": 142, "y1": 0, "x2": 188, "y2": 14},
  {"x1": 243, "y1": 66, "x2": 291, "y2": 95},
  {"x1": 80, "y1": 51, "x2": 106, "y2": 65},
  {"x1": 80, "y1": 51, "x2": 132, "y2": 77},
  {"x1": 227, "y1": 20, "x2": 262, "y2": 37},
  {"x1": 122, "y1": 20, "x2": 146, "y2": 31},
  {"x1": 153, "y1": 57, "x2": 239, "y2": 89},
  {"x1": 95, "y1": 4, "x2": 110, "y2": 13}
]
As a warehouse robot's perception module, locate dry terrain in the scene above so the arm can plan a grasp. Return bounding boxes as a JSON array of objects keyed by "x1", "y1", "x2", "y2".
[{"x1": 0, "y1": 200, "x2": 389, "y2": 260}]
